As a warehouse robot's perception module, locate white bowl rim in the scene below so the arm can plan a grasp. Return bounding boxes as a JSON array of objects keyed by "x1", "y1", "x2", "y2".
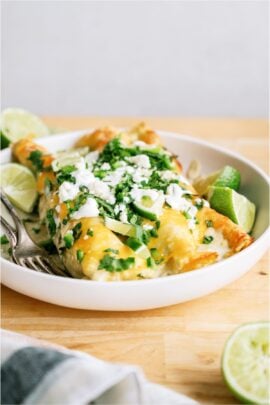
[{"x1": 1, "y1": 129, "x2": 269, "y2": 287}]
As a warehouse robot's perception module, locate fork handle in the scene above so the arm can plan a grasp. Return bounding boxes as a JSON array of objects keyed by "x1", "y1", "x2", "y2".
[
  {"x1": 0, "y1": 190, "x2": 29, "y2": 245},
  {"x1": 0, "y1": 216, "x2": 17, "y2": 246}
]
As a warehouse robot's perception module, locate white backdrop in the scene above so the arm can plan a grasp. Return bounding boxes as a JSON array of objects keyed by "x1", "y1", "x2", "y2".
[{"x1": 1, "y1": 0, "x2": 268, "y2": 117}]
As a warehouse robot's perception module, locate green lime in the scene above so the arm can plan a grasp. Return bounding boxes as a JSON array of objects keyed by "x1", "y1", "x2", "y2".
[
  {"x1": 104, "y1": 217, "x2": 135, "y2": 236},
  {"x1": 0, "y1": 163, "x2": 37, "y2": 213},
  {"x1": 52, "y1": 147, "x2": 89, "y2": 171},
  {"x1": 194, "y1": 165, "x2": 241, "y2": 196},
  {"x1": 133, "y1": 194, "x2": 164, "y2": 221},
  {"x1": 208, "y1": 186, "x2": 256, "y2": 232},
  {"x1": 0, "y1": 108, "x2": 49, "y2": 149},
  {"x1": 222, "y1": 322, "x2": 270, "y2": 404}
]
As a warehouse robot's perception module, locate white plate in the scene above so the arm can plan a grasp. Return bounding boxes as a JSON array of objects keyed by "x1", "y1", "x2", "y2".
[{"x1": 1, "y1": 130, "x2": 269, "y2": 311}]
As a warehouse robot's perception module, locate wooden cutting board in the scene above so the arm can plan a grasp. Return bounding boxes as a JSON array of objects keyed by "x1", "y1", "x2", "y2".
[{"x1": 1, "y1": 118, "x2": 269, "y2": 404}]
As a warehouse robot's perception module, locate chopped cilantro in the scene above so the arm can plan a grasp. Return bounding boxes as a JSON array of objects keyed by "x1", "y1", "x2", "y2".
[
  {"x1": 146, "y1": 257, "x2": 155, "y2": 268},
  {"x1": 205, "y1": 220, "x2": 213, "y2": 228},
  {"x1": 125, "y1": 237, "x2": 143, "y2": 251},
  {"x1": 94, "y1": 169, "x2": 107, "y2": 179},
  {"x1": 149, "y1": 228, "x2": 158, "y2": 238},
  {"x1": 150, "y1": 247, "x2": 163, "y2": 264},
  {"x1": 76, "y1": 249, "x2": 85, "y2": 263},
  {"x1": 95, "y1": 197, "x2": 115, "y2": 218},
  {"x1": 195, "y1": 199, "x2": 204, "y2": 209},
  {"x1": 63, "y1": 233, "x2": 74, "y2": 249},
  {"x1": 142, "y1": 171, "x2": 179, "y2": 193},
  {"x1": 0, "y1": 235, "x2": 9, "y2": 245},
  {"x1": 72, "y1": 222, "x2": 82, "y2": 240},
  {"x1": 32, "y1": 227, "x2": 40, "y2": 234},
  {"x1": 56, "y1": 165, "x2": 76, "y2": 185},
  {"x1": 104, "y1": 248, "x2": 119, "y2": 254},
  {"x1": 27, "y1": 150, "x2": 44, "y2": 172},
  {"x1": 202, "y1": 235, "x2": 214, "y2": 244},
  {"x1": 46, "y1": 209, "x2": 57, "y2": 237},
  {"x1": 87, "y1": 228, "x2": 94, "y2": 237},
  {"x1": 98, "y1": 254, "x2": 135, "y2": 272},
  {"x1": 183, "y1": 211, "x2": 192, "y2": 220}
]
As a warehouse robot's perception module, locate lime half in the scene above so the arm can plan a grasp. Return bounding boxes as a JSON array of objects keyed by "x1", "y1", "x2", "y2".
[
  {"x1": 0, "y1": 163, "x2": 37, "y2": 213},
  {"x1": 194, "y1": 165, "x2": 241, "y2": 196},
  {"x1": 208, "y1": 186, "x2": 256, "y2": 232},
  {"x1": 222, "y1": 322, "x2": 270, "y2": 404},
  {"x1": 0, "y1": 108, "x2": 49, "y2": 148}
]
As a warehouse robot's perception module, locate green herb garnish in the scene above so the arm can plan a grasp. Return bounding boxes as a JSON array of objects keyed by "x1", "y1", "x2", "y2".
[
  {"x1": 0, "y1": 235, "x2": 9, "y2": 245},
  {"x1": 63, "y1": 233, "x2": 74, "y2": 249},
  {"x1": 27, "y1": 150, "x2": 44, "y2": 172},
  {"x1": 202, "y1": 235, "x2": 214, "y2": 244},
  {"x1": 146, "y1": 257, "x2": 155, "y2": 268},
  {"x1": 205, "y1": 220, "x2": 213, "y2": 228},
  {"x1": 104, "y1": 248, "x2": 119, "y2": 254},
  {"x1": 46, "y1": 209, "x2": 57, "y2": 237},
  {"x1": 98, "y1": 255, "x2": 135, "y2": 272},
  {"x1": 72, "y1": 222, "x2": 82, "y2": 240},
  {"x1": 76, "y1": 249, "x2": 85, "y2": 263},
  {"x1": 32, "y1": 227, "x2": 40, "y2": 234},
  {"x1": 125, "y1": 237, "x2": 143, "y2": 251},
  {"x1": 56, "y1": 165, "x2": 76, "y2": 185},
  {"x1": 195, "y1": 199, "x2": 204, "y2": 209},
  {"x1": 87, "y1": 229, "x2": 94, "y2": 237}
]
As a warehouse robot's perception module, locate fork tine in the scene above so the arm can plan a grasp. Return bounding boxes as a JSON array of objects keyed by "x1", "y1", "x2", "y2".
[
  {"x1": 41, "y1": 256, "x2": 69, "y2": 277},
  {"x1": 24, "y1": 257, "x2": 47, "y2": 273},
  {"x1": 34, "y1": 256, "x2": 58, "y2": 275}
]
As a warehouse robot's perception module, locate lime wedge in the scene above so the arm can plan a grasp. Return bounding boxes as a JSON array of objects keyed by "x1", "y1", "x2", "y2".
[
  {"x1": 104, "y1": 217, "x2": 135, "y2": 236},
  {"x1": 0, "y1": 163, "x2": 37, "y2": 213},
  {"x1": 52, "y1": 147, "x2": 89, "y2": 171},
  {"x1": 208, "y1": 186, "x2": 256, "y2": 232},
  {"x1": 0, "y1": 108, "x2": 49, "y2": 148},
  {"x1": 133, "y1": 194, "x2": 164, "y2": 221},
  {"x1": 194, "y1": 166, "x2": 241, "y2": 196},
  {"x1": 222, "y1": 322, "x2": 270, "y2": 404}
]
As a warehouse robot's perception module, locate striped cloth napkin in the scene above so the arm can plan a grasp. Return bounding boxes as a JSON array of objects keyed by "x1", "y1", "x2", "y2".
[{"x1": 1, "y1": 329, "x2": 197, "y2": 405}]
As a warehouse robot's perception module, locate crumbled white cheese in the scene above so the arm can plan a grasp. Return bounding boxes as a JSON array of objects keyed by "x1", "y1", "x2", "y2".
[
  {"x1": 103, "y1": 166, "x2": 131, "y2": 187},
  {"x1": 75, "y1": 157, "x2": 88, "y2": 171},
  {"x1": 72, "y1": 197, "x2": 99, "y2": 219},
  {"x1": 59, "y1": 182, "x2": 80, "y2": 202},
  {"x1": 160, "y1": 171, "x2": 178, "y2": 181},
  {"x1": 114, "y1": 203, "x2": 129, "y2": 223},
  {"x1": 165, "y1": 184, "x2": 190, "y2": 210},
  {"x1": 89, "y1": 179, "x2": 116, "y2": 204},
  {"x1": 127, "y1": 154, "x2": 151, "y2": 169},
  {"x1": 73, "y1": 167, "x2": 95, "y2": 188},
  {"x1": 100, "y1": 162, "x2": 111, "y2": 171},
  {"x1": 85, "y1": 151, "x2": 99, "y2": 167},
  {"x1": 134, "y1": 141, "x2": 157, "y2": 149},
  {"x1": 133, "y1": 168, "x2": 152, "y2": 184}
]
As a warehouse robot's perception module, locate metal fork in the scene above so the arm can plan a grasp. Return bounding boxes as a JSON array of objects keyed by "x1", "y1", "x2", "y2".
[{"x1": 1, "y1": 191, "x2": 69, "y2": 277}]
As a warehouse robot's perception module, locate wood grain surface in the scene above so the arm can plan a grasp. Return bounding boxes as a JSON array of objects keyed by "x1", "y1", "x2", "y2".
[{"x1": 1, "y1": 118, "x2": 269, "y2": 404}]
